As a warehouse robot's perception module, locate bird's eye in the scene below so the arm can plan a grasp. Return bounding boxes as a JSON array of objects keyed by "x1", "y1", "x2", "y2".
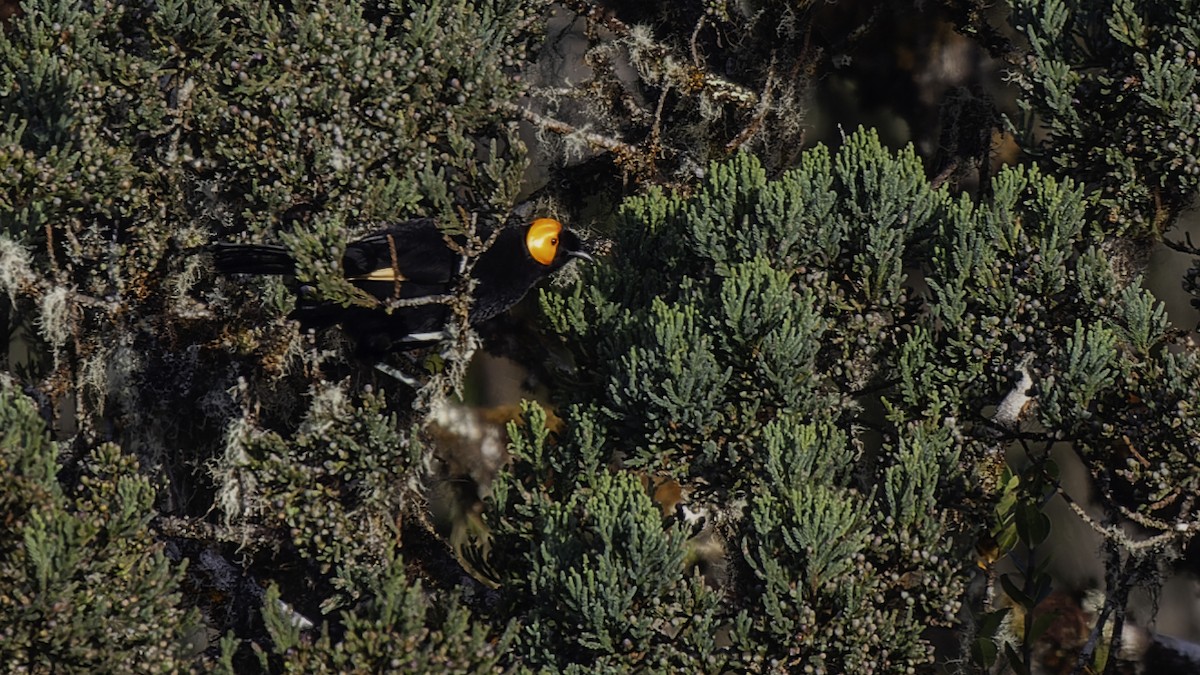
[{"x1": 526, "y1": 217, "x2": 564, "y2": 266}]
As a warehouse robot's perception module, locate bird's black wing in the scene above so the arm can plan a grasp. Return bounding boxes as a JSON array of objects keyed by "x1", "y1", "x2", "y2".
[{"x1": 341, "y1": 219, "x2": 467, "y2": 302}]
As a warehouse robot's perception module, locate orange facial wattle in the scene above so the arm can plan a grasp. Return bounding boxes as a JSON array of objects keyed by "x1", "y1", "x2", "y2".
[{"x1": 525, "y1": 218, "x2": 563, "y2": 266}]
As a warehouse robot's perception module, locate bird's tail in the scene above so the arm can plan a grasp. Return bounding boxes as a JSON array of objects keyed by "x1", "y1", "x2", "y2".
[{"x1": 211, "y1": 242, "x2": 297, "y2": 275}]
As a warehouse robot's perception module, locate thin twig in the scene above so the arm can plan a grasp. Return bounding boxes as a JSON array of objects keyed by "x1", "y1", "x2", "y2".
[
  {"x1": 1053, "y1": 481, "x2": 1190, "y2": 552},
  {"x1": 154, "y1": 515, "x2": 281, "y2": 548},
  {"x1": 382, "y1": 293, "x2": 456, "y2": 310},
  {"x1": 1163, "y1": 230, "x2": 1200, "y2": 255},
  {"x1": 726, "y1": 55, "x2": 778, "y2": 153},
  {"x1": 508, "y1": 103, "x2": 640, "y2": 156}
]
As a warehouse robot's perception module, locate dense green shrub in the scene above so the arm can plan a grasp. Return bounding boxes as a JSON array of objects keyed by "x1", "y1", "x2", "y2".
[
  {"x1": 1, "y1": 377, "x2": 201, "y2": 672},
  {"x1": 1009, "y1": 0, "x2": 1200, "y2": 234},
  {"x1": 524, "y1": 130, "x2": 1200, "y2": 670}
]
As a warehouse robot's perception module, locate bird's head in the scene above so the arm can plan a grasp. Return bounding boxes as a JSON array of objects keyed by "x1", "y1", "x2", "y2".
[{"x1": 524, "y1": 218, "x2": 595, "y2": 270}]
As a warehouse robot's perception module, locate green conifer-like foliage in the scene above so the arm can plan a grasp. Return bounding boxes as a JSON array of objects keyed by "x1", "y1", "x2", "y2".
[
  {"x1": 1, "y1": 377, "x2": 202, "y2": 671},
  {"x1": 519, "y1": 130, "x2": 1199, "y2": 669},
  {"x1": 243, "y1": 549, "x2": 514, "y2": 674},
  {"x1": 223, "y1": 384, "x2": 420, "y2": 569},
  {"x1": 512, "y1": 134, "x2": 964, "y2": 670},
  {"x1": 1009, "y1": 0, "x2": 1200, "y2": 234},
  {"x1": 488, "y1": 403, "x2": 725, "y2": 670}
]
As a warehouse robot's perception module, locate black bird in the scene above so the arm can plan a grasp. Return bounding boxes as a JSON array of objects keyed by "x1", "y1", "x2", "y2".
[{"x1": 212, "y1": 217, "x2": 592, "y2": 354}]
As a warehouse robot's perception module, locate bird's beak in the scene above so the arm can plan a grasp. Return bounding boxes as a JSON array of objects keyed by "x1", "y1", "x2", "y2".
[{"x1": 568, "y1": 250, "x2": 595, "y2": 263}]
